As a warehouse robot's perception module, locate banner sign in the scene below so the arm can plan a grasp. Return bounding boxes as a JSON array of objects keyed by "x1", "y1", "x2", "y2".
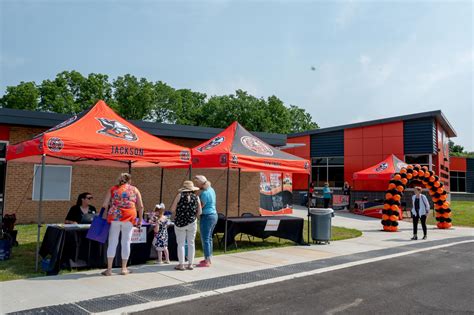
[
  {"x1": 264, "y1": 219, "x2": 280, "y2": 231},
  {"x1": 259, "y1": 172, "x2": 293, "y2": 215},
  {"x1": 131, "y1": 227, "x2": 147, "y2": 243},
  {"x1": 333, "y1": 195, "x2": 350, "y2": 208}
]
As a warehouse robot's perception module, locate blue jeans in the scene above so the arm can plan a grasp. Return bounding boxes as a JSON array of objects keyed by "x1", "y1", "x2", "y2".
[{"x1": 200, "y1": 213, "x2": 218, "y2": 259}]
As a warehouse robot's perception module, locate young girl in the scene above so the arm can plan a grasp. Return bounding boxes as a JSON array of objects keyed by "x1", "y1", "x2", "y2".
[{"x1": 152, "y1": 203, "x2": 170, "y2": 264}]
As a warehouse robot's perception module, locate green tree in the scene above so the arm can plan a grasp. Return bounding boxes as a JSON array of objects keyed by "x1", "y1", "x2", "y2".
[
  {"x1": 1, "y1": 71, "x2": 320, "y2": 134},
  {"x1": 0, "y1": 81, "x2": 40, "y2": 110},
  {"x1": 112, "y1": 74, "x2": 156, "y2": 120},
  {"x1": 288, "y1": 105, "x2": 319, "y2": 133}
]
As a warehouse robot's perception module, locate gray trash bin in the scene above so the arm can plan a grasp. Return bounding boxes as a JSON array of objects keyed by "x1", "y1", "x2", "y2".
[{"x1": 310, "y1": 208, "x2": 334, "y2": 244}]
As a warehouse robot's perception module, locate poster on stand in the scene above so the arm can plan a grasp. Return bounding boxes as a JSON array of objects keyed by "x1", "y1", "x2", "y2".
[{"x1": 259, "y1": 172, "x2": 293, "y2": 215}]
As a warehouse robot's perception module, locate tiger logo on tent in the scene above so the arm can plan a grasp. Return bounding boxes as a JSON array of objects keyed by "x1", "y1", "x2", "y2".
[{"x1": 96, "y1": 118, "x2": 138, "y2": 142}]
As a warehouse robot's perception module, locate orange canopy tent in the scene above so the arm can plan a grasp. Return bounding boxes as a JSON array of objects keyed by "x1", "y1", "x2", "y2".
[
  {"x1": 192, "y1": 121, "x2": 310, "y2": 174},
  {"x1": 6, "y1": 100, "x2": 191, "y2": 270},
  {"x1": 190, "y1": 121, "x2": 311, "y2": 250},
  {"x1": 353, "y1": 154, "x2": 407, "y2": 181},
  {"x1": 7, "y1": 100, "x2": 191, "y2": 168}
]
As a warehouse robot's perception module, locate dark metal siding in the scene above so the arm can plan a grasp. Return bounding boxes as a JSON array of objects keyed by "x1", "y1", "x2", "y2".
[
  {"x1": 310, "y1": 131, "x2": 344, "y2": 157},
  {"x1": 403, "y1": 118, "x2": 437, "y2": 154},
  {"x1": 467, "y1": 158, "x2": 474, "y2": 193}
]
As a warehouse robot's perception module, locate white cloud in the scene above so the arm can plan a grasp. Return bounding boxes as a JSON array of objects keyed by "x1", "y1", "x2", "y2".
[
  {"x1": 359, "y1": 55, "x2": 371, "y2": 67},
  {"x1": 201, "y1": 77, "x2": 260, "y2": 97}
]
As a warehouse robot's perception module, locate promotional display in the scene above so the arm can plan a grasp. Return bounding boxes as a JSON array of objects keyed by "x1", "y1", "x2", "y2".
[
  {"x1": 6, "y1": 100, "x2": 192, "y2": 270},
  {"x1": 259, "y1": 172, "x2": 293, "y2": 215},
  {"x1": 191, "y1": 121, "x2": 310, "y2": 251},
  {"x1": 353, "y1": 154, "x2": 407, "y2": 180},
  {"x1": 381, "y1": 165, "x2": 452, "y2": 232}
]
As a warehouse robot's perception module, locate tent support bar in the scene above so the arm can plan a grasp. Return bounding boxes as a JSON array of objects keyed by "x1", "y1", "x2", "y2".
[
  {"x1": 188, "y1": 165, "x2": 192, "y2": 180},
  {"x1": 159, "y1": 168, "x2": 164, "y2": 203},
  {"x1": 307, "y1": 174, "x2": 311, "y2": 245},
  {"x1": 224, "y1": 167, "x2": 230, "y2": 252},
  {"x1": 237, "y1": 168, "x2": 241, "y2": 216},
  {"x1": 128, "y1": 160, "x2": 132, "y2": 174},
  {"x1": 35, "y1": 154, "x2": 46, "y2": 272}
]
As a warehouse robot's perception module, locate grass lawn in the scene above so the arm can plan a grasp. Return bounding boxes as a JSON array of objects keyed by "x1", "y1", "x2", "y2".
[
  {"x1": 0, "y1": 221, "x2": 361, "y2": 282},
  {"x1": 426, "y1": 201, "x2": 474, "y2": 227}
]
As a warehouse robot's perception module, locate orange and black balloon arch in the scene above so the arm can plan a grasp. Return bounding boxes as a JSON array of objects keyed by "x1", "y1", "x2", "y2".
[{"x1": 382, "y1": 164, "x2": 452, "y2": 232}]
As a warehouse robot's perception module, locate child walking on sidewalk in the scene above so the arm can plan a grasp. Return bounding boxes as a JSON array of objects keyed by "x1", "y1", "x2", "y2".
[{"x1": 152, "y1": 203, "x2": 170, "y2": 264}]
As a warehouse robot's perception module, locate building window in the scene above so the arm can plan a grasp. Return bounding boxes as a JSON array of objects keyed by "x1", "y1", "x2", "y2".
[
  {"x1": 450, "y1": 171, "x2": 466, "y2": 192},
  {"x1": 312, "y1": 157, "x2": 344, "y2": 188},
  {"x1": 32, "y1": 165, "x2": 72, "y2": 201}
]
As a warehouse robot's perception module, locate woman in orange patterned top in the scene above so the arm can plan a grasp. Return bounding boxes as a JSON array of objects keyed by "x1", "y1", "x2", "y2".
[{"x1": 101, "y1": 173, "x2": 144, "y2": 276}]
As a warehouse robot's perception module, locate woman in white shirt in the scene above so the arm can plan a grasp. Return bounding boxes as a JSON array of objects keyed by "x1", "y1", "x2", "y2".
[{"x1": 411, "y1": 187, "x2": 431, "y2": 240}]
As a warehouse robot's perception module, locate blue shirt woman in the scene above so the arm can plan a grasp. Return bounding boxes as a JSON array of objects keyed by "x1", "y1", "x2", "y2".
[{"x1": 194, "y1": 175, "x2": 218, "y2": 267}]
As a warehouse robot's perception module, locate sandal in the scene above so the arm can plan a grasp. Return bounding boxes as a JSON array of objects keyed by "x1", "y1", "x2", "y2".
[
  {"x1": 186, "y1": 264, "x2": 194, "y2": 270},
  {"x1": 164, "y1": 261, "x2": 170, "y2": 264},
  {"x1": 174, "y1": 265, "x2": 185, "y2": 271},
  {"x1": 120, "y1": 269, "x2": 132, "y2": 275},
  {"x1": 101, "y1": 270, "x2": 112, "y2": 276}
]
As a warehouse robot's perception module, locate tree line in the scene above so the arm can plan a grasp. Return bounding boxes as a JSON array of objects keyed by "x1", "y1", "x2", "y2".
[{"x1": 0, "y1": 71, "x2": 318, "y2": 134}]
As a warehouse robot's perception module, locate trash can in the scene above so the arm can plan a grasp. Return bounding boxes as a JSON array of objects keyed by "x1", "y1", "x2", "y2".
[{"x1": 310, "y1": 208, "x2": 334, "y2": 244}]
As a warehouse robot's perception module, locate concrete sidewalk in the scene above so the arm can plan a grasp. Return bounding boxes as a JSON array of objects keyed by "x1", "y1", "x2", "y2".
[{"x1": 1, "y1": 211, "x2": 473, "y2": 314}]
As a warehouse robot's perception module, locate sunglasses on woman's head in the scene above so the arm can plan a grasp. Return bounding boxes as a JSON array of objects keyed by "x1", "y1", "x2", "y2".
[{"x1": 86, "y1": 197, "x2": 93, "y2": 200}]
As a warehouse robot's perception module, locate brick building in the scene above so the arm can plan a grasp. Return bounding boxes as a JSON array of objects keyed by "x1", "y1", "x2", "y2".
[
  {"x1": 284, "y1": 110, "x2": 474, "y2": 203},
  {"x1": 0, "y1": 108, "x2": 286, "y2": 224}
]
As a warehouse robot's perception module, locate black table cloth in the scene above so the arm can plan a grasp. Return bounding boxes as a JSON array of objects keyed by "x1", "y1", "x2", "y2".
[
  {"x1": 221, "y1": 216, "x2": 305, "y2": 246},
  {"x1": 39, "y1": 224, "x2": 177, "y2": 275}
]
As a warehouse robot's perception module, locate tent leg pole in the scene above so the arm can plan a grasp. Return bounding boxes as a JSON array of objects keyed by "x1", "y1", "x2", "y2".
[
  {"x1": 224, "y1": 167, "x2": 230, "y2": 253},
  {"x1": 188, "y1": 165, "x2": 192, "y2": 180},
  {"x1": 237, "y1": 169, "x2": 241, "y2": 216},
  {"x1": 307, "y1": 174, "x2": 311, "y2": 245},
  {"x1": 35, "y1": 154, "x2": 46, "y2": 272},
  {"x1": 159, "y1": 168, "x2": 164, "y2": 203},
  {"x1": 128, "y1": 160, "x2": 132, "y2": 174}
]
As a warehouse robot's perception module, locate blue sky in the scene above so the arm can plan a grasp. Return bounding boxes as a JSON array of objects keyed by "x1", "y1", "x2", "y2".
[{"x1": 1, "y1": 0, "x2": 472, "y2": 149}]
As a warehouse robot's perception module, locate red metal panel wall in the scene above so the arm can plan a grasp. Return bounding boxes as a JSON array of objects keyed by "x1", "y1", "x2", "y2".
[
  {"x1": 450, "y1": 157, "x2": 467, "y2": 171},
  {"x1": 284, "y1": 135, "x2": 310, "y2": 190},
  {"x1": 0, "y1": 125, "x2": 10, "y2": 141},
  {"x1": 345, "y1": 121, "x2": 404, "y2": 191}
]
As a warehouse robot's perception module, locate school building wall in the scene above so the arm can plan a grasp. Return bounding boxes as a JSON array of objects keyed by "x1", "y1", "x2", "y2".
[{"x1": 3, "y1": 125, "x2": 260, "y2": 224}]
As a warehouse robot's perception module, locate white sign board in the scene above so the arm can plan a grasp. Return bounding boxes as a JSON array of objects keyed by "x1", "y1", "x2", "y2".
[
  {"x1": 264, "y1": 220, "x2": 280, "y2": 231},
  {"x1": 131, "y1": 227, "x2": 147, "y2": 243}
]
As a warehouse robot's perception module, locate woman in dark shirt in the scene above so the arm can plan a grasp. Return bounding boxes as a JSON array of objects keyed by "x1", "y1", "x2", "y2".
[
  {"x1": 65, "y1": 192, "x2": 97, "y2": 224},
  {"x1": 170, "y1": 181, "x2": 202, "y2": 271}
]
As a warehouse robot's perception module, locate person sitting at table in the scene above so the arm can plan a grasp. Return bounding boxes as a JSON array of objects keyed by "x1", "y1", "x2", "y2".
[
  {"x1": 101, "y1": 173, "x2": 144, "y2": 276},
  {"x1": 323, "y1": 183, "x2": 332, "y2": 208},
  {"x1": 194, "y1": 175, "x2": 217, "y2": 268},
  {"x1": 170, "y1": 180, "x2": 202, "y2": 271},
  {"x1": 65, "y1": 192, "x2": 97, "y2": 224}
]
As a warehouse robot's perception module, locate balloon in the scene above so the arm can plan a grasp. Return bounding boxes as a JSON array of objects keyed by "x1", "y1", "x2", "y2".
[
  {"x1": 393, "y1": 195, "x2": 401, "y2": 202},
  {"x1": 400, "y1": 168, "x2": 407, "y2": 174},
  {"x1": 412, "y1": 171, "x2": 418, "y2": 177},
  {"x1": 422, "y1": 166, "x2": 429, "y2": 171},
  {"x1": 433, "y1": 181, "x2": 440, "y2": 188},
  {"x1": 383, "y1": 203, "x2": 391, "y2": 210},
  {"x1": 401, "y1": 178, "x2": 408, "y2": 185},
  {"x1": 442, "y1": 202, "x2": 449, "y2": 209},
  {"x1": 418, "y1": 170, "x2": 425, "y2": 177},
  {"x1": 407, "y1": 165, "x2": 413, "y2": 169},
  {"x1": 385, "y1": 193, "x2": 393, "y2": 200},
  {"x1": 437, "y1": 188, "x2": 444, "y2": 194},
  {"x1": 414, "y1": 164, "x2": 421, "y2": 170},
  {"x1": 389, "y1": 215, "x2": 398, "y2": 221},
  {"x1": 393, "y1": 174, "x2": 402, "y2": 181},
  {"x1": 396, "y1": 185, "x2": 404, "y2": 192},
  {"x1": 388, "y1": 183, "x2": 396, "y2": 190},
  {"x1": 391, "y1": 205, "x2": 399, "y2": 211},
  {"x1": 382, "y1": 214, "x2": 389, "y2": 221}
]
